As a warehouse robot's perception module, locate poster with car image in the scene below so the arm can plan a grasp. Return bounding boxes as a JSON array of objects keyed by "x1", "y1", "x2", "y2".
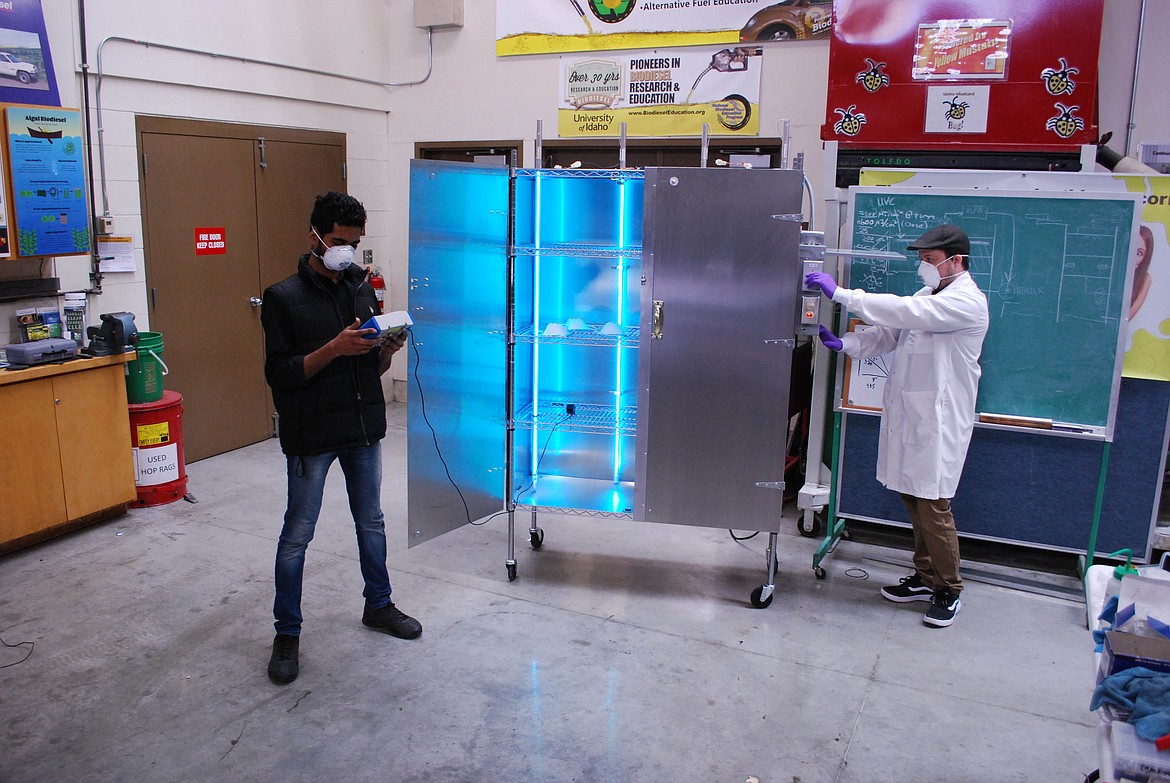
[
  {"x1": 0, "y1": 0, "x2": 59, "y2": 107},
  {"x1": 498, "y1": 0, "x2": 832, "y2": 57},
  {"x1": 559, "y1": 46, "x2": 761, "y2": 136}
]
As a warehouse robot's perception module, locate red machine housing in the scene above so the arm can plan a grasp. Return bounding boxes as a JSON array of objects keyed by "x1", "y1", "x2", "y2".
[{"x1": 821, "y1": 0, "x2": 1104, "y2": 153}]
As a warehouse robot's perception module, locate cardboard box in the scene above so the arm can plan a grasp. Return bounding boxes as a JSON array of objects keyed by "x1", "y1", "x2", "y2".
[{"x1": 1102, "y1": 630, "x2": 1170, "y2": 680}]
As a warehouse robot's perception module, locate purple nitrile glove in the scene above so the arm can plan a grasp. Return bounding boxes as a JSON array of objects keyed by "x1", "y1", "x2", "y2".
[
  {"x1": 805, "y1": 271, "x2": 837, "y2": 299},
  {"x1": 818, "y1": 325, "x2": 843, "y2": 351}
]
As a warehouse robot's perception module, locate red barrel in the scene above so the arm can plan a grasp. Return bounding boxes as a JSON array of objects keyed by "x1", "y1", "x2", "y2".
[{"x1": 127, "y1": 390, "x2": 188, "y2": 507}]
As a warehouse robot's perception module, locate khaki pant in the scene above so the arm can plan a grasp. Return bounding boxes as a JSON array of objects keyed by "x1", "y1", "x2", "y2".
[{"x1": 899, "y1": 493, "x2": 963, "y2": 594}]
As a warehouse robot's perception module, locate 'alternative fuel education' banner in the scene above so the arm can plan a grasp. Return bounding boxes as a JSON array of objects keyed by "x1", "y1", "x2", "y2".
[
  {"x1": 499, "y1": 0, "x2": 832, "y2": 57},
  {"x1": 560, "y1": 46, "x2": 762, "y2": 136}
]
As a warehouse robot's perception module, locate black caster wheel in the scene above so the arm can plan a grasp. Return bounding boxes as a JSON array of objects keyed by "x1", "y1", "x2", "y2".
[
  {"x1": 797, "y1": 510, "x2": 824, "y2": 538},
  {"x1": 814, "y1": 565, "x2": 826, "y2": 580},
  {"x1": 749, "y1": 586, "x2": 774, "y2": 608},
  {"x1": 506, "y1": 563, "x2": 517, "y2": 582},
  {"x1": 530, "y1": 528, "x2": 544, "y2": 549},
  {"x1": 1084, "y1": 770, "x2": 1100, "y2": 783}
]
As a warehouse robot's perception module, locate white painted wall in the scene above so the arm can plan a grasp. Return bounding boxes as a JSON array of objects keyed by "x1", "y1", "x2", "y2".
[{"x1": 2, "y1": 0, "x2": 1167, "y2": 395}]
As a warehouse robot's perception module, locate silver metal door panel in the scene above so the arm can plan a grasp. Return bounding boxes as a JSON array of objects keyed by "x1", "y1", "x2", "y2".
[
  {"x1": 407, "y1": 160, "x2": 509, "y2": 547},
  {"x1": 635, "y1": 167, "x2": 803, "y2": 532}
]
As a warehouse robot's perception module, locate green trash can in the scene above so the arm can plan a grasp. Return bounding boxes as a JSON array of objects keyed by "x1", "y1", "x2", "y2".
[{"x1": 125, "y1": 331, "x2": 168, "y2": 404}]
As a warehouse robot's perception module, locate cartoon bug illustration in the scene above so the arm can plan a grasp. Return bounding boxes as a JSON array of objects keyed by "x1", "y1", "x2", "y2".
[
  {"x1": 1046, "y1": 103, "x2": 1085, "y2": 138},
  {"x1": 833, "y1": 105, "x2": 867, "y2": 136},
  {"x1": 855, "y1": 59, "x2": 889, "y2": 92},
  {"x1": 944, "y1": 97, "x2": 970, "y2": 121},
  {"x1": 1040, "y1": 57, "x2": 1079, "y2": 96}
]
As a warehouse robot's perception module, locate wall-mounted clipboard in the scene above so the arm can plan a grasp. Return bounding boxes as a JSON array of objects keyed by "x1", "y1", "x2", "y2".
[{"x1": 839, "y1": 318, "x2": 890, "y2": 413}]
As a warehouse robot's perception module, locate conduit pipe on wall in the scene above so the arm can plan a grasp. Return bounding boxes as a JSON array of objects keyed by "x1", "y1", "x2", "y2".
[
  {"x1": 77, "y1": 0, "x2": 104, "y2": 293},
  {"x1": 1124, "y1": 0, "x2": 1147, "y2": 157},
  {"x1": 92, "y1": 28, "x2": 435, "y2": 222}
]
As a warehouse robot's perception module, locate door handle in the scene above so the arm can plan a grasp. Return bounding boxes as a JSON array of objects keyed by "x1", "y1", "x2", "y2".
[
  {"x1": 652, "y1": 300, "x2": 664, "y2": 340},
  {"x1": 249, "y1": 297, "x2": 263, "y2": 308}
]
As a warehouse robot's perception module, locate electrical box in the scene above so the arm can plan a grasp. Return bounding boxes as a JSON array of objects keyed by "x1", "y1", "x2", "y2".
[
  {"x1": 414, "y1": 0, "x2": 463, "y2": 30},
  {"x1": 796, "y1": 231, "x2": 825, "y2": 336}
]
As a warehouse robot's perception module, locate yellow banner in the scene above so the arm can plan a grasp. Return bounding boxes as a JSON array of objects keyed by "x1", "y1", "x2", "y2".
[
  {"x1": 559, "y1": 47, "x2": 762, "y2": 137},
  {"x1": 499, "y1": 31, "x2": 735, "y2": 57},
  {"x1": 497, "y1": 0, "x2": 832, "y2": 57},
  {"x1": 559, "y1": 101, "x2": 759, "y2": 137}
]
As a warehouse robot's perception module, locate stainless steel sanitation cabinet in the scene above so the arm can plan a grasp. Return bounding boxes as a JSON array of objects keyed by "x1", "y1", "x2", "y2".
[{"x1": 406, "y1": 160, "x2": 805, "y2": 607}]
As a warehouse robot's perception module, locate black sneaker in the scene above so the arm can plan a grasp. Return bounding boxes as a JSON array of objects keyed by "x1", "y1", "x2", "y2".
[
  {"x1": 924, "y1": 589, "x2": 961, "y2": 628},
  {"x1": 880, "y1": 572, "x2": 934, "y2": 603},
  {"x1": 267, "y1": 633, "x2": 299, "y2": 684},
  {"x1": 362, "y1": 602, "x2": 422, "y2": 639}
]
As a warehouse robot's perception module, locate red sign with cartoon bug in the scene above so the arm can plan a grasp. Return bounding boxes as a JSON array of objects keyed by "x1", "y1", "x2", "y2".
[{"x1": 822, "y1": 0, "x2": 1103, "y2": 152}]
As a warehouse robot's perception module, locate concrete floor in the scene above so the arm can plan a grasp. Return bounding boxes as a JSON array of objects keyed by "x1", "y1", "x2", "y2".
[{"x1": 1, "y1": 402, "x2": 1101, "y2": 782}]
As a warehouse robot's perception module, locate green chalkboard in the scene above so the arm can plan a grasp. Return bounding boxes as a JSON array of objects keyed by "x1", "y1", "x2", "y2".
[{"x1": 845, "y1": 187, "x2": 1140, "y2": 435}]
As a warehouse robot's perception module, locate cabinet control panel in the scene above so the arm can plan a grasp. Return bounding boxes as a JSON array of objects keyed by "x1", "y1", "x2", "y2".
[{"x1": 797, "y1": 230, "x2": 826, "y2": 336}]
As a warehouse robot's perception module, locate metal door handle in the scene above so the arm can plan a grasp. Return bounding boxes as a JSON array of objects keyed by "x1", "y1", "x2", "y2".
[
  {"x1": 249, "y1": 297, "x2": 263, "y2": 308},
  {"x1": 652, "y1": 300, "x2": 664, "y2": 340}
]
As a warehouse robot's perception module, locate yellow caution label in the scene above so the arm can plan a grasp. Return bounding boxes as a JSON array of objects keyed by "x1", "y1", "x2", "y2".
[{"x1": 135, "y1": 421, "x2": 171, "y2": 447}]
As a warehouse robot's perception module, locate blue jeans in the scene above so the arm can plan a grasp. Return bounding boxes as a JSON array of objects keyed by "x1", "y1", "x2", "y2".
[{"x1": 273, "y1": 443, "x2": 392, "y2": 636}]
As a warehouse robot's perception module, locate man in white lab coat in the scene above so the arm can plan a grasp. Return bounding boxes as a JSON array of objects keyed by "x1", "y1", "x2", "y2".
[{"x1": 806, "y1": 225, "x2": 988, "y2": 627}]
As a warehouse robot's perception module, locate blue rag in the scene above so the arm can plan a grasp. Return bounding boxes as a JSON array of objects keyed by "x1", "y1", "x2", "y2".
[
  {"x1": 1100, "y1": 594, "x2": 1119, "y2": 625},
  {"x1": 1092, "y1": 667, "x2": 1170, "y2": 740}
]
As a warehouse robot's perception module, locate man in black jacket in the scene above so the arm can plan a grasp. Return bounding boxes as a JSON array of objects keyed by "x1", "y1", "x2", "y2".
[{"x1": 260, "y1": 191, "x2": 418, "y2": 685}]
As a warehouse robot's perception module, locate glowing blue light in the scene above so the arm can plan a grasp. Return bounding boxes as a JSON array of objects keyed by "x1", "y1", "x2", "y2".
[
  {"x1": 613, "y1": 179, "x2": 626, "y2": 484},
  {"x1": 531, "y1": 173, "x2": 542, "y2": 487}
]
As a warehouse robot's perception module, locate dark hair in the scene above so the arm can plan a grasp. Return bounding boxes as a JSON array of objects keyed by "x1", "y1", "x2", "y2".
[
  {"x1": 310, "y1": 191, "x2": 366, "y2": 235},
  {"x1": 946, "y1": 246, "x2": 970, "y2": 270},
  {"x1": 1136, "y1": 225, "x2": 1155, "y2": 277}
]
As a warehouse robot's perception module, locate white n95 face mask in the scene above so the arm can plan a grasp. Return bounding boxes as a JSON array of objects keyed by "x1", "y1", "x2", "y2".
[
  {"x1": 917, "y1": 255, "x2": 963, "y2": 289},
  {"x1": 313, "y1": 231, "x2": 355, "y2": 271},
  {"x1": 917, "y1": 259, "x2": 943, "y2": 289}
]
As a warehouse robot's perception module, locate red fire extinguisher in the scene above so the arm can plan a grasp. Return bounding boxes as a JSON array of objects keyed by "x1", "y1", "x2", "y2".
[{"x1": 369, "y1": 266, "x2": 386, "y2": 314}]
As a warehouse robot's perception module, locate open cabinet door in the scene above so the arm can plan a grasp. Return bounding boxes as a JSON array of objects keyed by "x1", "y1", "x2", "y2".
[
  {"x1": 635, "y1": 167, "x2": 804, "y2": 533},
  {"x1": 407, "y1": 160, "x2": 509, "y2": 547}
]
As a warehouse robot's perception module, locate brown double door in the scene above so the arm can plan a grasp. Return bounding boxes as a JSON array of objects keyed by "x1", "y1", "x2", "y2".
[{"x1": 137, "y1": 117, "x2": 346, "y2": 462}]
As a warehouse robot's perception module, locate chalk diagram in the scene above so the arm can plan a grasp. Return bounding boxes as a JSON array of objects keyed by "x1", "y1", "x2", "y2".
[
  {"x1": 853, "y1": 202, "x2": 1125, "y2": 326},
  {"x1": 996, "y1": 212, "x2": 1124, "y2": 324},
  {"x1": 846, "y1": 190, "x2": 1136, "y2": 429}
]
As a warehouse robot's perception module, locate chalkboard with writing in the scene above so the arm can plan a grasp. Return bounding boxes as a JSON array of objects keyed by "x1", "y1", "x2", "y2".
[{"x1": 843, "y1": 187, "x2": 1141, "y2": 436}]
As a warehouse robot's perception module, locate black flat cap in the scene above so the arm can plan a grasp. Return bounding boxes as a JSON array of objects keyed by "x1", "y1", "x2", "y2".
[{"x1": 907, "y1": 224, "x2": 970, "y2": 258}]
